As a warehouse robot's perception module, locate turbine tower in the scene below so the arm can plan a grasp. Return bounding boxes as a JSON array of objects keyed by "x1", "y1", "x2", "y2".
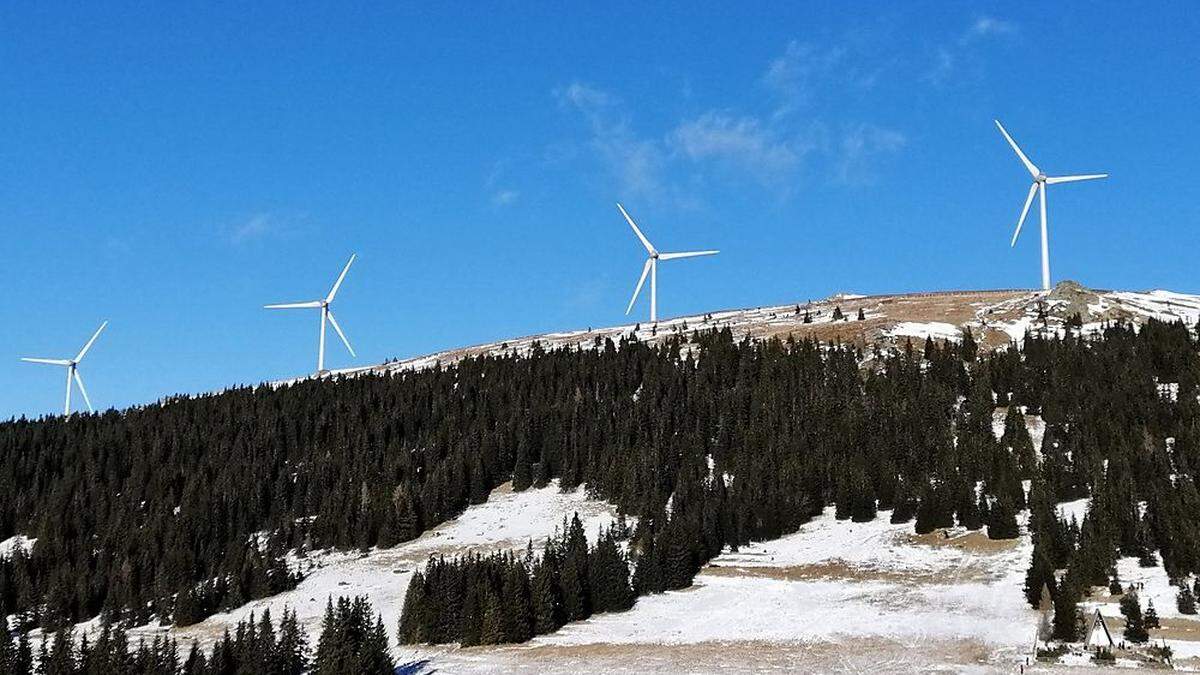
[
  {"x1": 618, "y1": 203, "x2": 718, "y2": 323},
  {"x1": 265, "y1": 254, "x2": 357, "y2": 374},
  {"x1": 21, "y1": 321, "x2": 108, "y2": 416},
  {"x1": 995, "y1": 120, "x2": 1108, "y2": 291}
]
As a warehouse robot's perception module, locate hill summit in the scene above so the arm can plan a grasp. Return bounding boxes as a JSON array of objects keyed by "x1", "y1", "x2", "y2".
[{"x1": 339, "y1": 283, "x2": 1200, "y2": 377}]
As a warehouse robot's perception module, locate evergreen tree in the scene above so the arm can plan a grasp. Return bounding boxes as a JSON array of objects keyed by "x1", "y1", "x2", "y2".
[
  {"x1": 987, "y1": 494, "x2": 1020, "y2": 540},
  {"x1": 1120, "y1": 593, "x2": 1149, "y2": 643},
  {"x1": 1052, "y1": 580, "x2": 1083, "y2": 642},
  {"x1": 1145, "y1": 599, "x2": 1160, "y2": 629},
  {"x1": 1178, "y1": 584, "x2": 1197, "y2": 615},
  {"x1": 1024, "y1": 543, "x2": 1058, "y2": 609}
]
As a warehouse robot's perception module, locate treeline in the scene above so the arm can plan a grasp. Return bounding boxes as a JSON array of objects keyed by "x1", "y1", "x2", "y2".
[
  {"x1": 5, "y1": 313, "x2": 1200, "y2": 651},
  {"x1": 0, "y1": 596, "x2": 389, "y2": 675},
  {"x1": 398, "y1": 514, "x2": 634, "y2": 645}
]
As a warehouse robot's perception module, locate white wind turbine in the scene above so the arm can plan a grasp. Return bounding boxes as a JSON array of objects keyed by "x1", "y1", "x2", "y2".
[
  {"x1": 265, "y1": 254, "x2": 358, "y2": 374},
  {"x1": 21, "y1": 321, "x2": 108, "y2": 416},
  {"x1": 995, "y1": 120, "x2": 1108, "y2": 291},
  {"x1": 618, "y1": 203, "x2": 718, "y2": 324}
]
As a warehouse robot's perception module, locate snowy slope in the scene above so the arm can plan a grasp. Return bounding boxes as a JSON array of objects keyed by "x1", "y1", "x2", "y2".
[
  {"x1": 306, "y1": 283, "x2": 1200, "y2": 383},
  {"x1": 400, "y1": 507, "x2": 1037, "y2": 673},
  {"x1": 117, "y1": 480, "x2": 623, "y2": 657}
]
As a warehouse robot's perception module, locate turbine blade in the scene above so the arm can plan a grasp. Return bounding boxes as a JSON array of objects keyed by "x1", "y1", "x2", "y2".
[
  {"x1": 994, "y1": 120, "x2": 1039, "y2": 177},
  {"x1": 658, "y1": 250, "x2": 719, "y2": 260},
  {"x1": 617, "y1": 203, "x2": 656, "y2": 255},
  {"x1": 73, "y1": 370, "x2": 93, "y2": 412},
  {"x1": 625, "y1": 258, "x2": 652, "y2": 315},
  {"x1": 1011, "y1": 183, "x2": 1038, "y2": 247},
  {"x1": 264, "y1": 301, "x2": 323, "y2": 309},
  {"x1": 326, "y1": 311, "x2": 356, "y2": 358},
  {"x1": 1045, "y1": 173, "x2": 1108, "y2": 185},
  {"x1": 74, "y1": 321, "x2": 108, "y2": 362},
  {"x1": 21, "y1": 358, "x2": 72, "y2": 366},
  {"x1": 326, "y1": 254, "x2": 357, "y2": 303}
]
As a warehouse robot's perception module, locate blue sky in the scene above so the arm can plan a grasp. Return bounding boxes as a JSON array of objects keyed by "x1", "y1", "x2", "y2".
[{"x1": 2, "y1": 3, "x2": 1198, "y2": 418}]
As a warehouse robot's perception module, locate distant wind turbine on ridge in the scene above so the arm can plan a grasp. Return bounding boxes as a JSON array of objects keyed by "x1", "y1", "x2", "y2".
[
  {"x1": 995, "y1": 120, "x2": 1108, "y2": 291},
  {"x1": 21, "y1": 321, "x2": 108, "y2": 415},
  {"x1": 618, "y1": 203, "x2": 718, "y2": 324},
  {"x1": 265, "y1": 254, "x2": 357, "y2": 374}
]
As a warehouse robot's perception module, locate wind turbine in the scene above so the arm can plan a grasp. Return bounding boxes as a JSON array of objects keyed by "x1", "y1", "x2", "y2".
[
  {"x1": 21, "y1": 321, "x2": 108, "y2": 416},
  {"x1": 617, "y1": 203, "x2": 718, "y2": 323},
  {"x1": 265, "y1": 254, "x2": 357, "y2": 374},
  {"x1": 995, "y1": 120, "x2": 1108, "y2": 291}
]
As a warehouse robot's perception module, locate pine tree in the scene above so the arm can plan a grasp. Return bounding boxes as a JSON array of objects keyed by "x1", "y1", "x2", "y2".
[
  {"x1": 363, "y1": 615, "x2": 393, "y2": 674},
  {"x1": 987, "y1": 494, "x2": 1020, "y2": 540},
  {"x1": 314, "y1": 598, "x2": 343, "y2": 674},
  {"x1": 1177, "y1": 584, "x2": 1197, "y2": 615},
  {"x1": 1145, "y1": 599, "x2": 1160, "y2": 629},
  {"x1": 43, "y1": 628, "x2": 76, "y2": 675},
  {"x1": 559, "y1": 552, "x2": 588, "y2": 622},
  {"x1": 1024, "y1": 543, "x2": 1058, "y2": 609},
  {"x1": 1120, "y1": 593, "x2": 1149, "y2": 643},
  {"x1": 478, "y1": 589, "x2": 505, "y2": 645},
  {"x1": 0, "y1": 623, "x2": 13, "y2": 675},
  {"x1": 182, "y1": 642, "x2": 207, "y2": 675},
  {"x1": 398, "y1": 572, "x2": 426, "y2": 644},
  {"x1": 1052, "y1": 581, "x2": 1082, "y2": 642},
  {"x1": 531, "y1": 560, "x2": 560, "y2": 635},
  {"x1": 278, "y1": 608, "x2": 309, "y2": 675},
  {"x1": 503, "y1": 564, "x2": 534, "y2": 642}
]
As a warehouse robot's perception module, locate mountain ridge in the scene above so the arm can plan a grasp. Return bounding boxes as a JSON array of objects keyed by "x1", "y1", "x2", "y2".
[{"x1": 321, "y1": 282, "x2": 1200, "y2": 380}]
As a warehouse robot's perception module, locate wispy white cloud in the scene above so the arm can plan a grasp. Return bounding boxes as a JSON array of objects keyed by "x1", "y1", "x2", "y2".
[
  {"x1": 230, "y1": 213, "x2": 274, "y2": 244},
  {"x1": 484, "y1": 161, "x2": 521, "y2": 208},
  {"x1": 964, "y1": 16, "x2": 1017, "y2": 42},
  {"x1": 225, "y1": 212, "x2": 307, "y2": 245},
  {"x1": 555, "y1": 82, "x2": 668, "y2": 199},
  {"x1": 554, "y1": 34, "x2": 911, "y2": 204},
  {"x1": 925, "y1": 15, "x2": 1019, "y2": 84},
  {"x1": 836, "y1": 124, "x2": 907, "y2": 184},
  {"x1": 671, "y1": 112, "x2": 803, "y2": 178},
  {"x1": 491, "y1": 189, "x2": 520, "y2": 207},
  {"x1": 762, "y1": 41, "x2": 848, "y2": 116}
]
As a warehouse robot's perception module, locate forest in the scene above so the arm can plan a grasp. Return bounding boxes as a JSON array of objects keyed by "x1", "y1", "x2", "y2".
[{"x1": 4, "y1": 316, "x2": 1200, "y2": 667}]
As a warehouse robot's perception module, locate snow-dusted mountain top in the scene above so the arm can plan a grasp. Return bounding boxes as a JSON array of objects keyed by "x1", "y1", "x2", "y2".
[{"x1": 329, "y1": 282, "x2": 1200, "y2": 379}]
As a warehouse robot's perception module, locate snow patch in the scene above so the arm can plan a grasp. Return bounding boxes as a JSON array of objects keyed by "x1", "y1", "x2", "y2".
[{"x1": 0, "y1": 535, "x2": 35, "y2": 558}]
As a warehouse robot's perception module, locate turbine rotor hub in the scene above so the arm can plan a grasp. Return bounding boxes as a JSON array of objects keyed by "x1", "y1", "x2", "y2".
[{"x1": 1036, "y1": 173, "x2": 1047, "y2": 183}]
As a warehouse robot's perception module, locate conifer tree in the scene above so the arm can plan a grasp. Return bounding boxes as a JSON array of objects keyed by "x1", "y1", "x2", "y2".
[
  {"x1": 1120, "y1": 593, "x2": 1149, "y2": 643},
  {"x1": 1052, "y1": 580, "x2": 1083, "y2": 642},
  {"x1": 1178, "y1": 584, "x2": 1197, "y2": 615},
  {"x1": 1024, "y1": 543, "x2": 1058, "y2": 609},
  {"x1": 987, "y1": 494, "x2": 1020, "y2": 540},
  {"x1": 530, "y1": 560, "x2": 560, "y2": 635},
  {"x1": 278, "y1": 608, "x2": 309, "y2": 675},
  {"x1": 1145, "y1": 599, "x2": 1160, "y2": 629}
]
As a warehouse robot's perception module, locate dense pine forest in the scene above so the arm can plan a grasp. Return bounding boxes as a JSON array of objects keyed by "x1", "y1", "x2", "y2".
[
  {"x1": 4, "y1": 317, "x2": 1200, "y2": 666},
  {"x1": 0, "y1": 593, "x2": 394, "y2": 675}
]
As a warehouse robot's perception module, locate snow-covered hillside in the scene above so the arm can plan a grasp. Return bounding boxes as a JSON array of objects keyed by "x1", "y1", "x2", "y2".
[
  {"x1": 114, "y1": 481, "x2": 623, "y2": 657},
  {"x1": 399, "y1": 508, "x2": 1036, "y2": 673},
  {"x1": 322, "y1": 282, "x2": 1200, "y2": 382}
]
